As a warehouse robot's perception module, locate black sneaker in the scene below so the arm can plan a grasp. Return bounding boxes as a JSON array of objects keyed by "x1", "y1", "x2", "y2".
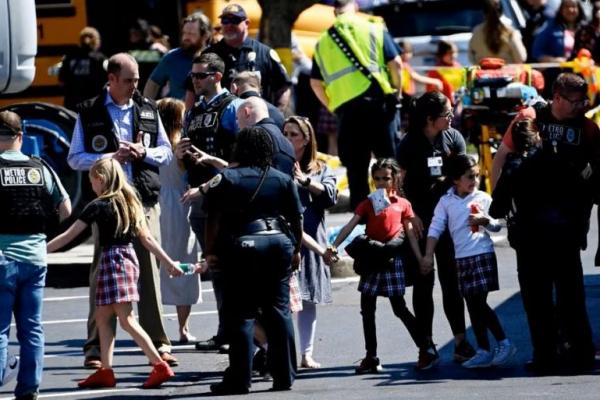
[
  {"x1": 454, "y1": 340, "x2": 476, "y2": 363},
  {"x1": 195, "y1": 336, "x2": 221, "y2": 351},
  {"x1": 417, "y1": 345, "x2": 440, "y2": 370},
  {"x1": 355, "y1": 356, "x2": 382, "y2": 374}
]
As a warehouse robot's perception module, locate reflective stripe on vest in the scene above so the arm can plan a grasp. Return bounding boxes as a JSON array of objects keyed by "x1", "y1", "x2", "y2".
[{"x1": 315, "y1": 14, "x2": 394, "y2": 112}]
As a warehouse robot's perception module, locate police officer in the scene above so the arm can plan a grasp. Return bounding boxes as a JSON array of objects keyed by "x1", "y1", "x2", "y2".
[
  {"x1": 175, "y1": 52, "x2": 243, "y2": 353},
  {"x1": 310, "y1": 0, "x2": 403, "y2": 209},
  {"x1": 58, "y1": 27, "x2": 107, "y2": 111},
  {"x1": 0, "y1": 111, "x2": 71, "y2": 400},
  {"x1": 201, "y1": 127, "x2": 303, "y2": 395},
  {"x1": 203, "y1": 3, "x2": 291, "y2": 109},
  {"x1": 67, "y1": 53, "x2": 177, "y2": 368},
  {"x1": 231, "y1": 71, "x2": 285, "y2": 129},
  {"x1": 492, "y1": 73, "x2": 600, "y2": 373},
  {"x1": 236, "y1": 96, "x2": 295, "y2": 175}
]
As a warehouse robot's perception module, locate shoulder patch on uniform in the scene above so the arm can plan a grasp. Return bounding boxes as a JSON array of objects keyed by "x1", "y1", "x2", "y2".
[
  {"x1": 269, "y1": 49, "x2": 281, "y2": 63},
  {"x1": 208, "y1": 173, "x2": 223, "y2": 188}
]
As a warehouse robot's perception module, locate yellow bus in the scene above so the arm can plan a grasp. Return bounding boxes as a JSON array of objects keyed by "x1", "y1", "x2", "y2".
[
  {"x1": 0, "y1": 0, "x2": 88, "y2": 107},
  {"x1": 0, "y1": 0, "x2": 340, "y2": 108}
]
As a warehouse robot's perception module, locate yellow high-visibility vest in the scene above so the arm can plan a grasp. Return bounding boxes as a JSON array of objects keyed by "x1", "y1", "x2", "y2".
[{"x1": 314, "y1": 13, "x2": 395, "y2": 113}]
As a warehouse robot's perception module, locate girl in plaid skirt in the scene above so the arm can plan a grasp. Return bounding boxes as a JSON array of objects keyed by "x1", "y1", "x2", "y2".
[
  {"x1": 423, "y1": 154, "x2": 516, "y2": 368},
  {"x1": 324, "y1": 158, "x2": 437, "y2": 374},
  {"x1": 48, "y1": 158, "x2": 189, "y2": 389}
]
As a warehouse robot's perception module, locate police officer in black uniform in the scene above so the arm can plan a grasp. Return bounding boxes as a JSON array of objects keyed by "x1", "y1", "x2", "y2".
[
  {"x1": 203, "y1": 3, "x2": 291, "y2": 108},
  {"x1": 202, "y1": 127, "x2": 303, "y2": 395},
  {"x1": 175, "y1": 52, "x2": 242, "y2": 353},
  {"x1": 236, "y1": 96, "x2": 295, "y2": 175},
  {"x1": 492, "y1": 73, "x2": 600, "y2": 373}
]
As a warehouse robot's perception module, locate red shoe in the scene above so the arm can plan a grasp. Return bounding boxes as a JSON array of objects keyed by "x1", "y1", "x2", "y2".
[
  {"x1": 78, "y1": 368, "x2": 116, "y2": 388},
  {"x1": 142, "y1": 361, "x2": 174, "y2": 389}
]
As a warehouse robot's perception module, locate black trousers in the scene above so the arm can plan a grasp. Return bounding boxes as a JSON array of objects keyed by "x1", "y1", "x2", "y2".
[
  {"x1": 516, "y1": 241, "x2": 594, "y2": 366},
  {"x1": 412, "y1": 232, "x2": 466, "y2": 338},
  {"x1": 221, "y1": 232, "x2": 297, "y2": 389},
  {"x1": 336, "y1": 91, "x2": 399, "y2": 209},
  {"x1": 464, "y1": 293, "x2": 505, "y2": 351},
  {"x1": 360, "y1": 294, "x2": 427, "y2": 357}
]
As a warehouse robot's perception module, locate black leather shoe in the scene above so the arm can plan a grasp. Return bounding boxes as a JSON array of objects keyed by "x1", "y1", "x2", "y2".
[{"x1": 209, "y1": 382, "x2": 249, "y2": 395}]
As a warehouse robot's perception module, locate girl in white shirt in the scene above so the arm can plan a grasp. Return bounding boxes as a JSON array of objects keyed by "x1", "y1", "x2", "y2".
[{"x1": 422, "y1": 155, "x2": 516, "y2": 368}]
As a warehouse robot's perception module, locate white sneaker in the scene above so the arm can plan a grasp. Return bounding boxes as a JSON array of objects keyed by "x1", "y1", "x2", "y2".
[
  {"x1": 2, "y1": 355, "x2": 19, "y2": 386},
  {"x1": 492, "y1": 341, "x2": 517, "y2": 367},
  {"x1": 462, "y1": 349, "x2": 493, "y2": 368}
]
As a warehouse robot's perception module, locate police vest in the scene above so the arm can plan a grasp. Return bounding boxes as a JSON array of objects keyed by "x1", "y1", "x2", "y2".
[
  {"x1": 184, "y1": 92, "x2": 237, "y2": 186},
  {"x1": 314, "y1": 13, "x2": 395, "y2": 113},
  {"x1": 77, "y1": 91, "x2": 161, "y2": 206},
  {"x1": 533, "y1": 103, "x2": 590, "y2": 174},
  {"x1": 0, "y1": 157, "x2": 54, "y2": 235}
]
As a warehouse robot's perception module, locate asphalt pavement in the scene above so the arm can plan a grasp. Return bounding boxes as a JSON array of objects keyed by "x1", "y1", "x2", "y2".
[{"x1": 2, "y1": 211, "x2": 600, "y2": 399}]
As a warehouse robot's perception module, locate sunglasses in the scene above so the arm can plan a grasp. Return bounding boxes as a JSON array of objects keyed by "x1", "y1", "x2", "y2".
[
  {"x1": 373, "y1": 176, "x2": 393, "y2": 182},
  {"x1": 560, "y1": 94, "x2": 589, "y2": 108},
  {"x1": 438, "y1": 110, "x2": 453, "y2": 119},
  {"x1": 189, "y1": 71, "x2": 216, "y2": 80},
  {"x1": 220, "y1": 16, "x2": 245, "y2": 25}
]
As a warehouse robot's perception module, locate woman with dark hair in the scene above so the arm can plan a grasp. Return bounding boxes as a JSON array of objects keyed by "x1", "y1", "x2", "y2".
[
  {"x1": 532, "y1": 0, "x2": 586, "y2": 62},
  {"x1": 396, "y1": 91, "x2": 475, "y2": 363},
  {"x1": 201, "y1": 127, "x2": 304, "y2": 395},
  {"x1": 575, "y1": 1, "x2": 600, "y2": 61},
  {"x1": 468, "y1": 0, "x2": 527, "y2": 64},
  {"x1": 58, "y1": 26, "x2": 107, "y2": 110},
  {"x1": 283, "y1": 116, "x2": 338, "y2": 369}
]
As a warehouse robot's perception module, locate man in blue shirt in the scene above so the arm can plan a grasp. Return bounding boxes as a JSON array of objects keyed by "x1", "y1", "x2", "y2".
[
  {"x1": 0, "y1": 111, "x2": 71, "y2": 400},
  {"x1": 143, "y1": 13, "x2": 212, "y2": 100},
  {"x1": 68, "y1": 53, "x2": 177, "y2": 369}
]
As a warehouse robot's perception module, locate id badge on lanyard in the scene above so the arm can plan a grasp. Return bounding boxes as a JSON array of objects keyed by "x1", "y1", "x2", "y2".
[{"x1": 427, "y1": 155, "x2": 443, "y2": 177}]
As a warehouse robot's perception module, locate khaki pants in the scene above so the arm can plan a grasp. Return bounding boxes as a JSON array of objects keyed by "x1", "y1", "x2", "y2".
[{"x1": 83, "y1": 203, "x2": 171, "y2": 357}]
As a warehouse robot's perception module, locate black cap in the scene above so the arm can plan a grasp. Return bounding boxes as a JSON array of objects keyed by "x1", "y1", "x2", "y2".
[{"x1": 219, "y1": 4, "x2": 247, "y2": 19}]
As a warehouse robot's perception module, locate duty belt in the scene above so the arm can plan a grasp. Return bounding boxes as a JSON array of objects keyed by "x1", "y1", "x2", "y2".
[{"x1": 237, "y1": 218, "x2": 285, "y2": 235}]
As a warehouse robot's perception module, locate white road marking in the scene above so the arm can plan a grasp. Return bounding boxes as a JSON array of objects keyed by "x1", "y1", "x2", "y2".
[
  {"x1": 0, "y1": 387, "x2": 140, "y2": 400},
  {"x1": 10, "y1": 310, "x2": 217, "y2": 328}
]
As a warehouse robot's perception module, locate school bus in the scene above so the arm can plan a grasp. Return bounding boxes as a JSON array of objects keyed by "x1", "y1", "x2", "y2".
[
  {"x1": 0, "y1": 0, "x2": 338, "y2": 108},
  {"x1": 0, "y1": 0, "x2": 88, "y2": 107}
]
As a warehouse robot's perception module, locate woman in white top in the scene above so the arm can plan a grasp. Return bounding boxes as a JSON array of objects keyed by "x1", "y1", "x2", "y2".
[{"x1": 468, "y1": 0, "x2": 527, "y2": 64}]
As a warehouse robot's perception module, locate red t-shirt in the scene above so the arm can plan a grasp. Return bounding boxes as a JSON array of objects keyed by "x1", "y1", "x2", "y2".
[{"x1": 355, "y1": 193, "x2": 415, "y2": 242}]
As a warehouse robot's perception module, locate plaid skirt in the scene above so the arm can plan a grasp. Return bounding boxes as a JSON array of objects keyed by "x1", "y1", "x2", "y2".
[
  {"x1": 455, "y1": 252, "x2": 499, "y2": 298},
  {"x1": 289, "y1": 271, "x2": 303, "y2": 313},
  {"x1": 96, "y1": 244, "x2": 140, "y2": 306},
  {"x1": 358, "y1": 256, "x2": 405, "y2": 297}
]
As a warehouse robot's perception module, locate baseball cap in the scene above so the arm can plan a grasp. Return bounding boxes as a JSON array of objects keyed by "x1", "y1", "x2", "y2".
[{"x1": 219, "y1": 4, "x2": 247, "y2": 19}]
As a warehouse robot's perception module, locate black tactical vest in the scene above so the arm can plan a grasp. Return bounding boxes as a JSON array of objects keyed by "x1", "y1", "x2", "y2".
[
  {"x1": 184, "y1": 92, "x2": 237, "y2": 186},
  {"x1": 0, "y1": 157, "x2": 55, "y2": 234},
  {"x1": 77, "y1": 91, "x2": 161, "y2": 206},
  {"x1": 534, "y1": 103, "x2": 587, "y2": 173}
]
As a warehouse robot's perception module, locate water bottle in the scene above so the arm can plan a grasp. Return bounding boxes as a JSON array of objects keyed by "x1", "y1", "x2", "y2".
[{"x1": 179, "y1": 263, "x2": 195, "y2": 275}]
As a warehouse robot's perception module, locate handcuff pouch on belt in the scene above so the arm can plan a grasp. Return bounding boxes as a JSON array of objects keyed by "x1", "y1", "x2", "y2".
[{"x1": 345, "y1": 234, "x2": 404, "y2": 276}]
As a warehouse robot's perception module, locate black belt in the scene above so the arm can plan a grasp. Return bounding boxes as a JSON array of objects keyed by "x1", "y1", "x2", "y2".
[{"x1": 237, "y1": 218, "x2": 285, "y2": 235}]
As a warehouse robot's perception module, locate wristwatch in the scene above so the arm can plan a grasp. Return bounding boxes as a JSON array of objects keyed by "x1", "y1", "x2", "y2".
[{"x1": 301, "y1": 176, "x2": 311, "y2": 187}]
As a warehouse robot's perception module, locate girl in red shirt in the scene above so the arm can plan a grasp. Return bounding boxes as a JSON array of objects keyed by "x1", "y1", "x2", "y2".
[{"x1": 324, "y1": 158, "x2": 438, "y2": 374}]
